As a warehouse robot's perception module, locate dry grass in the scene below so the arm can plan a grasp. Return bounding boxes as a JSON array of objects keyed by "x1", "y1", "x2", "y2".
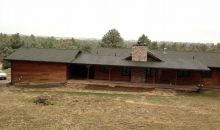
[{"x1": 0, "y1": 86, "x2": 220, "y2": 130}]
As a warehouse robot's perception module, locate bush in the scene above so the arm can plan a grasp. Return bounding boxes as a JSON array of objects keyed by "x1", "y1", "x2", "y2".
[
  {"x1": 33, "y1": 95, "x2": 53, "y2": 106},
  {"x1": 2, "y1": 61, "x2": 11, "y2": 69}
]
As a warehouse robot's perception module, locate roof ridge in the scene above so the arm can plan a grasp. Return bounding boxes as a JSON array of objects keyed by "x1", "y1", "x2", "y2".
[
  {"x1": 21, "y1": 47, "x2": 77, "y2": 51},
  {"x1": 95, "y1": 47, "x2": 131, "y2": 50},
  {"x1": 152, "y1": 50, "x2": 220, "y2": 54}
]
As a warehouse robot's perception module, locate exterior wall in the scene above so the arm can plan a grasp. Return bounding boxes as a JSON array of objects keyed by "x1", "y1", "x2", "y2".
[
  {"x1": 94, "y1": 66, "x2": 109, "y2": 80},
  {"x1": 131, "y1": 46, "x2": 148, "y2": 62},
  {"x1": 11, "y1": 61, "x2": 68, "y2": 84},
  {"x1": 203, "y1": 68, "x2": 220, "y2": 87},
  {"x1": 155, "y1": 69, "x2": 202, "y2": 85},
  {"x1": 110, "y1": 67, "x2": 130, "y2": 81},
  {"x1": 145, "y1": 69, "x2": 155, "y2": 83},
  {"x1": 131, "y1": 67, "x2": 145, "y2": 83},
  {"x1": 10, "y1": 61, "x2": 220, "y2": 88},
  {"x1": 146, "y1": 76, "x2": 154, "y2": 83},
  {"x1": 90, "y1": 65, "x2": 220, "y2": 88},
  {"x1": 155, "y1": 69, "x2": 176, "y2": 84},
  {"x1": 94, "y1": 66, "x2": 130, "y2": 81},
  {"x1": 176, "y1": 71, "x2": 201, "y2": 85}
]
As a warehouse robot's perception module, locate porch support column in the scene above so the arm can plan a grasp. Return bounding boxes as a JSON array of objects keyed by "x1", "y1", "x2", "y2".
[
  {"x1": 87, "y1": 65, "x2": 90, "y2": 79},
  {"x1": 153, "y1": 69, "x2": 156, "y2": 84},
  {"x1": 175, "y1": 70, "x2": 178, "y2": 86},
  {"x1": 108, "y1": 66, "x2": 111, "y2": 81}
]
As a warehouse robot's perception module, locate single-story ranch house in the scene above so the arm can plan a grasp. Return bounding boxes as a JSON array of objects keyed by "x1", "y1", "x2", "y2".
[{"x1": 5, "y1": 42, "x2": 220, "y2": 89}]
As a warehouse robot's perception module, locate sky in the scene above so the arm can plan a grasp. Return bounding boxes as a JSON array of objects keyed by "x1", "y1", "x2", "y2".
[{"x1": 0, "y1": 0, "x2": 220, "y2": 43}]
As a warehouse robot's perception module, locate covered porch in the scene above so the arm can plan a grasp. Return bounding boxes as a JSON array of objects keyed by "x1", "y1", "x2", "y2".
[{"x1": 68, "y1": 64, "x2": 203, "y2": 86}]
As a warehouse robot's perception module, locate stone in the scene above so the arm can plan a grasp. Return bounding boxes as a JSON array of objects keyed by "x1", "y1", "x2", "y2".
[{"x1": 132, "y1": 45, "x2": 148, "y2": 62}]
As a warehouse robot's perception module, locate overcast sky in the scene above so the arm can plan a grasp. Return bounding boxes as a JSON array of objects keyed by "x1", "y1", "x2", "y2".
[{"x1": 0, "y1": 0, "x2": 220, "y2": 43}]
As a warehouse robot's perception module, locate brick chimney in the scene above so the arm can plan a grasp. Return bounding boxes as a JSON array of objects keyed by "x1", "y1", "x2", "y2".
[{"x1": 131, "y1": 41, "x2": 148, "y2": 62}]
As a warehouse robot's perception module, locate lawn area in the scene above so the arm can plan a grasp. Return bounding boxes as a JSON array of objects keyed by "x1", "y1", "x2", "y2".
[{"x1": 0, "y1": 86, "x2": 220, "y2": 130}]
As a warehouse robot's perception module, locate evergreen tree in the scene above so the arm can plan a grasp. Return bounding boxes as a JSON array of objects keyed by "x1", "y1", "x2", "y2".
[
  {"x1": 150, "y1": 41, "x2": 158, "y2": 50},
  {"x1": 10, "y1": 33, "x2": 23, "y2": 49},
  {"x1": 138, "y1": 34, "x2": 151, "y2": 46},
  {"x1": 100, "y1": 29, "x2": 124, "y2": 48}
]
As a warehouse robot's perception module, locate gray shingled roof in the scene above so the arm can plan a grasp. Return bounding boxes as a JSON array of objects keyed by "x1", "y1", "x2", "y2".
[
  {"x1": 73, "y1": 48, "x2": 210, "y2": 70},
  {"x1": 6, "y1": 47, "x2": 220, "y2": 70},
  {"x1": 5, "y1": 48, "x2": 80, "y2": 63},
  {"x1": 150, "y1": 50, "x2": 220, "y2": 68}
]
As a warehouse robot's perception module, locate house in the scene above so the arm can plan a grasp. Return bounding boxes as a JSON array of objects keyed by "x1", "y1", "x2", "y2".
[{"x1": 5, "y1": 42, "x2": 220, "y2": 89}]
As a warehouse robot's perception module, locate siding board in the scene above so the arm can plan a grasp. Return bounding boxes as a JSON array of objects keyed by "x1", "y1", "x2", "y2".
[{"x1": 11, "y1": 61, "x2": 68, "y2": 84}]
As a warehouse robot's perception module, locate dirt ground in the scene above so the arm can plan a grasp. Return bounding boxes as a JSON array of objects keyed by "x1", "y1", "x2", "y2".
[{"x1": 0, "y1": 84, "x2": 220, "y2": 130}]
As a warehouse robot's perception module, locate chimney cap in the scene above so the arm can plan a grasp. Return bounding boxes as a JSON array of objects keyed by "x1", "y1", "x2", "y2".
[{"x1": 133, "y1": 41, "x2": 145, "y2": 46}]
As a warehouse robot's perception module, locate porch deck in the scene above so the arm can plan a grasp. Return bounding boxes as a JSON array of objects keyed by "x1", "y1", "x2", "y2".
[{"x1": 66, "y1": 79, "x2": 200, "y2": 92}]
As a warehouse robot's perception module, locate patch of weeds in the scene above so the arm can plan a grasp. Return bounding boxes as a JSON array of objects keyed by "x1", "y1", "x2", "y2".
[
  {"x1": 33, "y1": 94, "x2": 55, "y2": 106},
  {"x1": 17, "y1": 84, "x2": 62, "y2": 89},
  {"x1": 65, "y1": 91, "x2": 135, "y2": 98},
  {"x1": 177, "y1": 90, "x2": 220, "y2": 97},
  {"x1": 84, "y1": 85, "x2": 150, "y2": 92}
]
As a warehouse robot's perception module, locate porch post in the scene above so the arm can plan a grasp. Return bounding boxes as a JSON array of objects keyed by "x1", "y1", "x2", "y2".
[
  {"x1": 108, "y1": 66, "x2": 111, "y2": 81},
  {"x1": 87, "y1": 65, "x2": 90, "y2": 79},
  {"x1": 175, "y1": 70, "x2": 177, "y2": 86},
  {"x1": 153, "y1": 69, "x2": 156, "y2": 84}
]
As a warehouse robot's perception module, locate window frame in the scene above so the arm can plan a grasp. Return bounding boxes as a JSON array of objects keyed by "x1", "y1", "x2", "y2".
[
  {"x1": 145, "y1": 68, "x2": 153, "y2": 77},
  {"x1": 177, "y1": 71, "x2": 191, "y2": 78},
  {"x1": 121, "y1": 67, "x2": 130, "y2": 76},
  {"x1": 99, "y1": 66, "x2": 109, "y2": 73},
  {"x1": 201, "y1": 71, "x2": 212, "y2": 78}
]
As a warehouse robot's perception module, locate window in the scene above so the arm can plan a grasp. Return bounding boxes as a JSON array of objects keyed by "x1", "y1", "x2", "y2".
[
  {"x1": 177, "y1": 71, "x2": 191, "y2": 78},
  {"x1": 201, "y1": 71, "x2": 212, "y2": 78},
  {"x1": 99, "y1": 66, "x2": 109, "y2": 73},
  {"x1": 146, "y1": 68, "x2": 152, "y2": 77},
  {"x1": 121, "y1": 67, "x2": 130, "y2": 76}
]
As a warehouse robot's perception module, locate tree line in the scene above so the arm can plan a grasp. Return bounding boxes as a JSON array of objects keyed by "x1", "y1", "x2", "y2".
[{"x1": 1, "y1": 29, "x2": 220, "y2": 69}]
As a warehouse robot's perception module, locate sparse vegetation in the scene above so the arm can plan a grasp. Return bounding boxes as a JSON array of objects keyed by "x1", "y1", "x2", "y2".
[
  {"x1": 33, "y1": 94, "x2": 54, "y2": 105},
  {"x1": 0, "y1": 86, "x2": 220, "y2": 130},
  {"x1": 84, "y1": 85, "x2": 151, "y2": 92}
]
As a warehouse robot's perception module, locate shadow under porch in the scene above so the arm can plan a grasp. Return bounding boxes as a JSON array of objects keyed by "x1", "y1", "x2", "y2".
[
  {"x1": 68, "y1": 64, "x2": 95, "y2": 79},
  {"x1": 68, "y1": 64, "x2": 203, "y2": 86}
]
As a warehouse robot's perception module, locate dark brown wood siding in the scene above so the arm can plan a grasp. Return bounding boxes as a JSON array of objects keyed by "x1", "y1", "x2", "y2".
[
  {"x1": 94, "y1": 66, "x2": 109, "y2": 80},
  {"x1": 202, "y1": 68, "x2": 220, "y2": 88},
  {"x1": 154, "y1": 69, "x2": 202, "y2": 85},
  {"x1": 154, "y1": 68, "x2": 220, "y2": 88},
  {"x1": 94, "y1": 66, "x2": 130, "y2": 81},
  {"x1": 10, "y1": 61, "x2": 220, "y2": 88},
  {"x1": 176, "y1": 71, "x2": 202, "y2": 85},
  {"x1": 11, "y1": 61, "x2": 68, "y2": 84},
  {"x1": 110, "y1": 66, "x2": 130, "y2": 81}
]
